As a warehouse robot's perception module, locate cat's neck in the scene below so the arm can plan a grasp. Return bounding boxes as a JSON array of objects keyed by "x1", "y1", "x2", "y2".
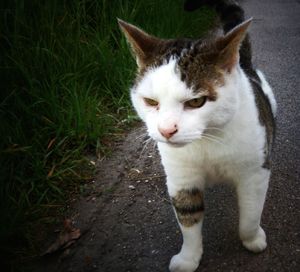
[{"x1": 216, "y1": 66, "x2": 261, "y2": 139}]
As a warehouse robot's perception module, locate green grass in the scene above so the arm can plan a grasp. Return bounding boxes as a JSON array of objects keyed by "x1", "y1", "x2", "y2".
[{"x1": 0, "y1": 0, "x2": 215, "y2": 269}]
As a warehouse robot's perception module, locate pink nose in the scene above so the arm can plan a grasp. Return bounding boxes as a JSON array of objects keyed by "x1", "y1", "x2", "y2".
[{"x1": 158, "y1": 125, "x2": 178, "y2": 139}]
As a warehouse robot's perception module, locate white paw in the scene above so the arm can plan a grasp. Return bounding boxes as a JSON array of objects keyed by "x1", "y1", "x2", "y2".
[
  {"x1": 242, "y1": 226, "x2": 267, "y2": 253},
  {"x1": 169, "y1": 254, "x2": 200, "y2": 272}
]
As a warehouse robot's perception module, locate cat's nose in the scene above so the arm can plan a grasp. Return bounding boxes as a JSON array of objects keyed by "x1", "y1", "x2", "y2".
[{"x1": 158, "y1": 125, "x2": 178, "y2": 139}]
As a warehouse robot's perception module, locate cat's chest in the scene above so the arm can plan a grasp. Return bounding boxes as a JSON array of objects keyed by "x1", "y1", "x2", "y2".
[
  {"x1": 158, "y1": 133, "x2": 264, "y2": 184},
  {"x1": 190, "y1": 141, "x2": 240, "y2": 182}
]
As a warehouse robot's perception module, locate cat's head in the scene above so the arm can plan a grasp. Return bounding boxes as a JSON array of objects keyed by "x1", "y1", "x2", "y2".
[{"x1": 118, "y1": 19, "x2": 251, "y2": 146}]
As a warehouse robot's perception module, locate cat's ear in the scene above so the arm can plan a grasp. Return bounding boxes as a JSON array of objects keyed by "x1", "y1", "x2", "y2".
[
  {"x1": 216, "y1": 19, "x2": 252, "y2": 72},
  {"x1": 118, "y1": 19, "x2": 161, "y2": 70}
]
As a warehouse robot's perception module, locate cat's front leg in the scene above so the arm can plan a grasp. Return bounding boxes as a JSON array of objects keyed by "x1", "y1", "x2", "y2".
[
  {"x1": 236, "y1": 169, "x2": 270, "y2": 253},
  {"x1": 168, "y1": 185, "x2": 204, "y2": 272}
]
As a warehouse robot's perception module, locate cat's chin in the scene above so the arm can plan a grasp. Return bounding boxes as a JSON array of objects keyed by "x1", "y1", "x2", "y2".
[
  {"x1": 167, "y1": 142, "x2": 188, "y2": 148},
  {"x1": 156, "y1": 140, "x2": 190, "y2": 148}
]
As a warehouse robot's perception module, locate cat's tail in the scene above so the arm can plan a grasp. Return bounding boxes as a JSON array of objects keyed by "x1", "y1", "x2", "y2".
[
  {"x1": 184, "y1": 0, "x2": 245, "y2": 33},
  {"x1": 184, "y1": 0, "x2": 253, "y2": 71}
]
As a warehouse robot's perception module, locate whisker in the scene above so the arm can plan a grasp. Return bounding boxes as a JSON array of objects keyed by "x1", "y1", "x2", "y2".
[
  {"x1": 205, "y1": 126, "x2": 225, "y2": 133},
  {"x1": 139, "y1": 137, "x2": 153, "y2": 158},
  {"x1": 142, "y1": 136, "x2": 151, "y2": 144},
  {"x1": 152, "y1": 140, "x2": 157, "y2": 150},
  {"x1": 135, "y1": 132, "x2": 148, "y2": 140},
  {"x1": 201, "y1": 135, "x2": 222, "y2": 145},
  {"x1": 192, "y1": 128, "x2": 225, "y2": 143},
  {"x1": 203, "y1": 132, "x2": 224, "y2": 141},
  {"x1": 202, "y1": 133, "x2": 225, "y2": 146}
]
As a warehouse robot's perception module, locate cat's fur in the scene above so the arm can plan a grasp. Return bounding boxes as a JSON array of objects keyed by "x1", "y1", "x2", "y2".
[{"x1": 119, "y1": 0, "x2": 276, "y2": 271}]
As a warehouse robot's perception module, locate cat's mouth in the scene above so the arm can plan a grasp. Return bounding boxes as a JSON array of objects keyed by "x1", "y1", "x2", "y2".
[
  {"x1": 150, "y1": 133, "x2": 196, "y2": 147},
  {"x1": 161, "y1": 138, "x2": 194, "y2": 147}
]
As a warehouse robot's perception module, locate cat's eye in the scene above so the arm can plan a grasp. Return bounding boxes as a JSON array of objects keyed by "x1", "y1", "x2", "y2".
[
  {"x1": 184, "y1": 97, "x2": 207, "y2": 109},
  {"x1": 144, "y1": 97, "x2": 159, "y2": 107}
]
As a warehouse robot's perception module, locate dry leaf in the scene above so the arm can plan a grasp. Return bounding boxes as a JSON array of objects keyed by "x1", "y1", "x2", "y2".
[{"x1": 41, "y1": 219, "x2": 81, "y2": 256}]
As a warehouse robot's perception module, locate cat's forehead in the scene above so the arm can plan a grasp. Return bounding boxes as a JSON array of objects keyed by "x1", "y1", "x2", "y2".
[
  {"x1": 177, "y1": 41, "x2": 224, "y2": 100},
  {"x1": 135, "y1": 59, "x2": 195, "y2": 100},
  {"x1": 135, "y1": 39, "x2": 224, "y2": 100}
]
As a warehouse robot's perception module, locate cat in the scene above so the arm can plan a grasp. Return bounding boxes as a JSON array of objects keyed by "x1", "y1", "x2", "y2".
[{"x1": 118, "y1": 0, "x2": 276, "y2": 271}]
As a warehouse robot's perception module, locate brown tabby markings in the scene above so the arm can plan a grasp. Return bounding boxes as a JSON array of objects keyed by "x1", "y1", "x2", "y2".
[
  {"x1": 134, "y1": 38, "x2": 225, "y2": 101},
  {"x1": 172, "y1": 188, "x2": 204, "y2": 227},
  {"x1": 177, "y1": 41, "x2": 226, "y2": 101},
  {"x1": 134, "y1": 39, "x2": 192, "y2": 85},
  {"x1": 249, "y1": 79, "x2": 275, "y2": 169}
]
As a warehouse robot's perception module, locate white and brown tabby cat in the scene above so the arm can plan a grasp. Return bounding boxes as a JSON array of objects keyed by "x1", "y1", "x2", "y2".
[{"x1": 119, "y1": 0, "x2": 276, "y2": 271}]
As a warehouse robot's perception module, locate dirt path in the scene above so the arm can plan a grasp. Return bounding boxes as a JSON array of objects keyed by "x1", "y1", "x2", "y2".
[{"x1": 35, "y1": 0, "x2": 300, "y2": 271}]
